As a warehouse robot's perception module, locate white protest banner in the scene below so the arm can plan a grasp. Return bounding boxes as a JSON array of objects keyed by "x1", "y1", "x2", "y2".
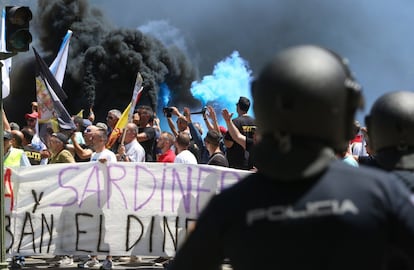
[{"x1": 4, "y1": 162, "x2": 251, "y2": 257}]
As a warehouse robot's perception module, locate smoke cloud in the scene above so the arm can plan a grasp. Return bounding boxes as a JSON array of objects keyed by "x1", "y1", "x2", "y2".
[
  {"x1": 4, "y1": 0, "x2": 414, "y2": 127},
  {"x1": 5, "y1": 0, "x2": 200, "y2": 125}
]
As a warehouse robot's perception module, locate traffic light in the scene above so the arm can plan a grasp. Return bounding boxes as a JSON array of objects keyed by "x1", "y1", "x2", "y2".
[{"x1": 5, "y1": 6, "x2": 32, "y2": 52}]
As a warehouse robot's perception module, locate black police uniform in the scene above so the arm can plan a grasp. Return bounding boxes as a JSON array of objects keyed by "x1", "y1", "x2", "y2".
[{"x1": 168, "y1": 161, "x2": 414, "y2": 270}]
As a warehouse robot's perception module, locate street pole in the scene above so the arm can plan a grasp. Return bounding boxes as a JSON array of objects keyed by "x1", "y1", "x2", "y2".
[{"x1": 0, "y1": 52, "x2": 17, "y2": 270}]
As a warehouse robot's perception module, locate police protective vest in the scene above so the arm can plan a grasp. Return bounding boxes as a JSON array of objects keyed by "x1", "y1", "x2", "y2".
[{"x1": 4, "y1": 148, "x2": 24, "y2": 167}]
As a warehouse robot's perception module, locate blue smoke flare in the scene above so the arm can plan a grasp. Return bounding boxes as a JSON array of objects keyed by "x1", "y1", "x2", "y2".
[
  {"x1": 157, "y1": 51, "x2": 254, "y2": 133},
  {"x1": 190, "y1": 51, "x2": 254, "y2": 125}
]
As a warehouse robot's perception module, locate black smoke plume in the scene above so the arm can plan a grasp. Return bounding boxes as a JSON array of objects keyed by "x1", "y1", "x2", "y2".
[{"x1": 5, "y1": 0, "x2": 199, "y2": 125}]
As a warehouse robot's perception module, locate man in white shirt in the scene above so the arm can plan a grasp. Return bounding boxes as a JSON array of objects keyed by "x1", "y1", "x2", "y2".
[
  {"x1": 116, "y1": 123, "x2": 145, "y2": 162},
  {"x1": 174, "y1": 132, "x2": 197, "y2": 164},
  {"x1": 90, "y1": 128, "x2": 117, "y2": 163}
]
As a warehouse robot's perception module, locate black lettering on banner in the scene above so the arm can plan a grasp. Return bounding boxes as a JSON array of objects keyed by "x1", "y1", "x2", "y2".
[
  {"x1": 31, "y1": 189, "x2": 43, "y2": 214},
  {"x1": 163, "y1": 216, "x2": 178, "y2": 251},
  {"x1": 97, "y1": 214, "x2": 109, "y2": 253},
  {"x1": 17, "y1": 212, "x2": 35, "y2": 253},
  {"x1": 76, "y1": 213, "x2": 93, "y2": 253},
  {"x1": 6, "y1": 215, "x2": 14, "y2": 253},
  {"x1": 40, "y1": 214, "x2": 53, "y2": 253},
  {"x1": 126, "y1": 215, "x2": 144, "y2": 251},
  {"x1": 149, "y1": 216, "x2": 154, "y2": 252}
]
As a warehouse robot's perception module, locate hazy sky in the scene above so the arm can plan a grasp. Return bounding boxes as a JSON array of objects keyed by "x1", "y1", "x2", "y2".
[
  {"x1": 4, "y1": 0, "x2": 414, "y2": 124},
  {"x1": 89, "y1": 0, "x2": 414, "y2": 123}
]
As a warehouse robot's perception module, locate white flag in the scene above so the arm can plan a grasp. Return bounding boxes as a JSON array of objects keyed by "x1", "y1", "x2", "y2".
[{"x1": 49, "y1": 29, "x2": 72, "y2": 87}]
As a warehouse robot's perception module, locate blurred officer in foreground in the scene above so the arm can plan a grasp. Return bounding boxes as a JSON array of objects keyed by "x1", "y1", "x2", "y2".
[{"x1": 168, "y1": 45, "x2": 414, "y2": 270}]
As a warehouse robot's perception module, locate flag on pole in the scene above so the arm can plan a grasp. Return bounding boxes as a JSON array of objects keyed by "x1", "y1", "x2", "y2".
[
  {"x1": 33, "y1": 47, "x2": 76, "y2": 144},
  {"x1": 1, "y1": 8, "x2": 11, "y2": 99},
  {"x1": 49, "y1": 29, "x2": 72, "y2": 87},
  {"x1": 106, "y1": 72, "x2": 143, "y2": 148}
]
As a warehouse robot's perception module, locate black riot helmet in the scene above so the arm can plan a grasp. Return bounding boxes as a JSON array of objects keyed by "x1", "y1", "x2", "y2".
[
  {"x1": 251, "y1": 45, "x2": 364, "y2": 151},
  {"x1": 365, "y1": 91, "x2": 414, "y2": 153}
]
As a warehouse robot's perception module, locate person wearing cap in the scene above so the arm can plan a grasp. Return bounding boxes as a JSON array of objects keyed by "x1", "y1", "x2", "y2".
[
  {"x1": 3, "y1": 130, "x2": 31, "y2": 167},
  {"x1": 222, "y1": 108, "x2": 257, "y2": 170},
  {"x1": 23, "y1": 111, "x2": 48, "y2": 164},
  {"x1": 223, "y1": 96, "x2": 256, "y2": 170},
  {"x1": 24, "y1": 111, "x2": 38, "y2": 130},
  {"x1": 204, "y1": 130, "x2": 228, "y2": 167},
  {"x1": 48, "y1": 133, "x2": 75, "y2": 164}
]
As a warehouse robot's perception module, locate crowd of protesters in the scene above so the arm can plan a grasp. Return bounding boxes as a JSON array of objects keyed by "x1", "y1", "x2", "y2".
[
  {"x1": 3, "y1": 96, "x2": 375, "y2": 173},
  {"x1": 2, "y1": 97, "x2": 261, "y2": 171}
]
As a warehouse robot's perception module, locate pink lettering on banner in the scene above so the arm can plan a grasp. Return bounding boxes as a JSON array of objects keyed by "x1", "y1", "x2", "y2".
[
  {"x1": 134, "y1": 164, "x2": 157, "y2": 211},
  {"x1": 79, "y1": 165, "x2": 103, "y2": 208},
  {"x1": 47, "y1": 163, "x2": 249, "y2": 213},
  {"x1": 196, "y1": 167, "x2": 214, "y2": 215},
  {"x1": 50, "y1": 166, "x2": 80, "y2": 207},
  {"x1": 8, "y1": 163, "x2": 252, "y2": 256},
  {"x1": 171, "y1": 167, "x2": 193, "y2": 214},
  {"x1": 107, "y1": 164, "x2": 128, "y2": 209}
]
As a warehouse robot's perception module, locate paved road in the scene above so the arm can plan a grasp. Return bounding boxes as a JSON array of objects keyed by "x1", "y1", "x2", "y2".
[
  {"x1": 8, "y1": 255, "x2": 233, "y2": 269},
  {"x1": 8, "y1": 255, "x2": 166, "y2": 269}
]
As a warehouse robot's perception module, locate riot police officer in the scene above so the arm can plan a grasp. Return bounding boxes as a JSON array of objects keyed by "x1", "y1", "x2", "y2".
[
  {"x1": 168, "y1": 45, "x2": 414, "y2": 270},
  {"x1": 365, "y1": 90, "x2": 414, "y2": 175},
  {"x1": 365, "y1": 90, "x2": 414, "y2": 269}
]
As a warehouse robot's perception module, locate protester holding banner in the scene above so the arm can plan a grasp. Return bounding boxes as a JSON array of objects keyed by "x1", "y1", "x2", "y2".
[
  {"x1": 90, "y1": 128, "x2": 117, "y2": 163},
  {"x1": 174, "y1": 132, "x2": 198, "y2": 164},
  {"x1": 168, "y1": 45, "x2": 414, "y2": 270}
]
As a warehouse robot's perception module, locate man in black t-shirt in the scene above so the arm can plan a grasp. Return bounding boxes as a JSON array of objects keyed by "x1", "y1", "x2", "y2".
[
  {"x1": 21, "y1": 127, "x2": 42, "y2": 165},
  {"x1": 135, "y1": 105, "x2": 156, "y2": 162},
  {"x1": 223, "y1": 96, "x2": 255, "y2": 170},
  {"x1": 205, "y1": 130, "x2": 228, "y2": 167}
]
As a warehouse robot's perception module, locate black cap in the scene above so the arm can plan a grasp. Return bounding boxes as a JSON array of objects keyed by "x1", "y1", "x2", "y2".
[
  {"x1": 52, "y1": 132, "x2": 68, "y2": 144},
  {"x1": 237, "y1": 96, "x2": 251, "y2": 112},
  {"x1": 3, "y1": 130, "x2": 12, "y2": 140}
]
